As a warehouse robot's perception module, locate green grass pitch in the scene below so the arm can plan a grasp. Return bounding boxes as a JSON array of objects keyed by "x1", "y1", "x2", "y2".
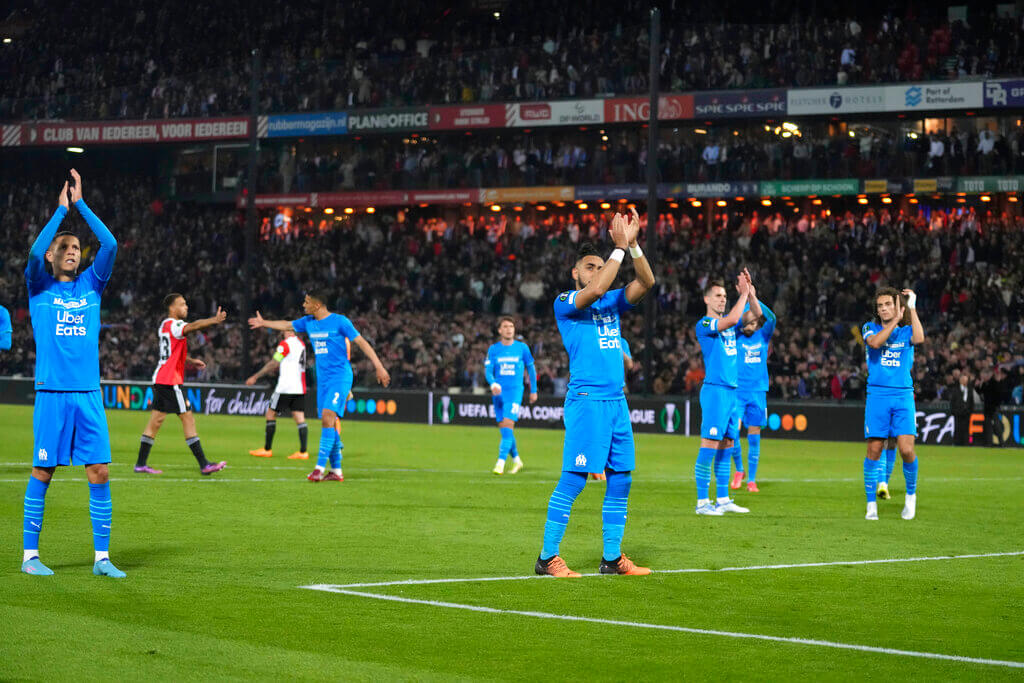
[{"x1": 1, "y1": 405, "x2": 1022, "y2": 680}]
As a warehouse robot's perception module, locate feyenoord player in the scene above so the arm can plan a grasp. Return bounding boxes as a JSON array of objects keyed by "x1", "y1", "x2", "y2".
[
  {"x1": 134, "y1": 294, "x2": 227, "y2": 475},
  {"x1": 247, "y1": 329, "x2": 311, "y2": 459}
]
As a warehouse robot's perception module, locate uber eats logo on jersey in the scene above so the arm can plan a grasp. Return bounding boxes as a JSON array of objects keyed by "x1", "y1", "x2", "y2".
[{"x1": 659, "y1": 403, "x2": 681, "y2": 433}]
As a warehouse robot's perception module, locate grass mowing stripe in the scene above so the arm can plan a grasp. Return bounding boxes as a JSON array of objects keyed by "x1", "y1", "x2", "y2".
[{"x1": 310, "y1": 588, "x2": 1024, "y2": 670}]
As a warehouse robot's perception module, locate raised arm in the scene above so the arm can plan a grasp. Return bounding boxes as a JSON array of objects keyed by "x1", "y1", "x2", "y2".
[
  {"x1": 248, "y1": 311, "x2": 293, "y2": 332},
  {"x1": 574, "y1": 214, "x2": 629, "y2": 309},
  {"x1": 183, "y1": 307, "x2": 227, "y2": 334},
  {"x1": 903, "y1": 289, "x2": 925, "y2": 345},
  {"x1": 745, "y1": 268, "x2": 763, "y2": 320},
  {"x1": 353, "y1": 335, "x2": 391, "y2": 387},
  {"x1": 26, "y1": 182, "x2": 70, "y2": 285},
  {"x1": 719, "y1": 272, "x2": 750, "y2": 330},
  {"x1": 623, "y1": 207, "x2": 656, "y2": 305},
  {"x1": 69, "y1": 170, "x2": 116, "y2": 281}
]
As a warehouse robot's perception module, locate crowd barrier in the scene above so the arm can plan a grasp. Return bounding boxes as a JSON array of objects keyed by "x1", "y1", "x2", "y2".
[{"x1": 1, "y1": 378, "x2": 1020, "y2": 447}]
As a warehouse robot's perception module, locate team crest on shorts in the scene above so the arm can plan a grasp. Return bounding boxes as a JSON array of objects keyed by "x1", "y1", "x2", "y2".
[
  {"x1": 709, "y1": 427, "x2": 718, "y2": 436},
  {"x1": 38, "y1": 448, "x2": 48, "y2": 462},
  {"x1": 575, "y1": 453, "x2": 587, "y2": 467}
]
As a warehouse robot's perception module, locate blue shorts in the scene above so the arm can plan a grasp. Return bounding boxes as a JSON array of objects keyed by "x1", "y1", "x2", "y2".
[
  {"x1": 865, "y1": 388, "x2": 916, "y2": 439},
  {"x1": 561, "y1": 397, "x2": 635, "y2": 473},
  {"x1": 735, "y1": 389, "x2": 768, "y2": 428},
  {"x1": 700, "y1": 384, "x2": 739, "y2": 442},
  {"x1": 32, "y1": 390, "x2": 111, "y2": 467},
  {"x1": 492, "y1": 389, "x2": 524, "y2": 423},
  {"x1": 316, "y1": 373, "x2": 354, "y2": 420}
]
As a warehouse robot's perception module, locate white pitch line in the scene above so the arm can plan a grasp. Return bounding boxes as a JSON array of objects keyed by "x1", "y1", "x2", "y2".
[
  {"x1": 308, "y1": 587, "x2": 1024, "y2": 670},
  {"x1": 305, "y1": 550, "x2": 1024, "y2": 590}
]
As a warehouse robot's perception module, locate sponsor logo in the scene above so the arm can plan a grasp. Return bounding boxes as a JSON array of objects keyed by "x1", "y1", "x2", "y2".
[
  {"x1": 559, "y1": 293, "x2": 569, "y2": 302},
  {"x1": 829, "y1": 92, "x2": 844, "y2": 109},
  {"x1": 767, "y1": 413, "x2": 808, "y2": 432},
  {"x1": 660, "y1": 403, "x2": 681, "y2": 433},
  {"x1": 347, "y1": 397, "x2": 399, "y2": 416},
  {"x1": 985, "y1": 82, "x2": 1008, "y2": 106},
  {"x1": 348, "y1": 110, "x2": 428, "y2": 131},
  {"x1": 437, "y1": 395, "x2": 455, "y2": 423},
  {"x1": 55, "y1": 309, "x2": 87, "y2": 336},
  {"x1": 904, "y1": 86, "x2": 923, "y2": 107}
]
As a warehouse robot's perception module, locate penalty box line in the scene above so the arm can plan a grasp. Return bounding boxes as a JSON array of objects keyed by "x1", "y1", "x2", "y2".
[{"x1": 302, "y1": 551, "x2": 1024, "y2": 670}]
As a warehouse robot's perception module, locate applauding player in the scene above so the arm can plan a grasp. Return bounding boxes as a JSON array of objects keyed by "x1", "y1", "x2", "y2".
[
  {"x1": 862, "y1": 288, "x2": 924, "y2": 520},
  {"x1": 21, "y1": 171, "x2": 125, "y2": 577},
  {"x1": 536, "y1": 208, "x2": 655, "y2": 578}
]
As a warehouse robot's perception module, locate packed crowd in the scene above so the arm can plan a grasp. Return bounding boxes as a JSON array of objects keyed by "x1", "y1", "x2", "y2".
[
  {"x1": 250, "y1": 122, "x2": 1024, "y2": 195},
  {"x1": 3, "y1": 1, "x2": 1023, "y2": 121},
  {"x1": 2, "y1": 173, "x2": 1022, "y2": 405}
]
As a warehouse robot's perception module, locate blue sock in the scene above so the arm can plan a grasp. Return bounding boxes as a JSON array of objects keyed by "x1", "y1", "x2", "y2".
[
  {"x1": 903, "y1": 458, "x2": 918, "y2": 495},
  {"x1": 713, "y1": 449, "x2": 731, "y2": 499},
  {"x1": 510, "y1": 434, "x2": 519, "y2": 458},
  {"x1": 498, "y1": 427, "x2": 514, "y2": 462},
  {"x1": 329, "y1": 430, "x2": 342, "y2": 469},
  {"x1": 747, "y1": 434, "x2": 761, "y2": 482},
  {"x1": 23, "y1": 477, "x2": 49, "y2": 553},
  {"x1": 731, "y1": 445, "x2": 742, "y2": 472},
  {"x1": 602, "y1": 471, "x2": 632, "y2": 561},
  {"x1": 864, "y1": 457, "x2": 878, "y2": 502},
  {"x1": 88, "y1": 482, "x2": 112, "y2": 553},
  {"x1": 883, "y1": 448, "x2": 897, "y2": 484},
  {"x1": 541, "y1": 471, "x2": 587, "y2": 560},
  {"x1": 695, "y1": 447, "x2": 715, "y2": 501},
  {"x1": 317, "y1": 428, "x2": 335, "y2": 468}
]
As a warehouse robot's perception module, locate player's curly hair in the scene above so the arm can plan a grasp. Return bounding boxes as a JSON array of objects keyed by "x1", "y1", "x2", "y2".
[{"x1": 873, "y1": 287, "x2": 910, "y2": 324}]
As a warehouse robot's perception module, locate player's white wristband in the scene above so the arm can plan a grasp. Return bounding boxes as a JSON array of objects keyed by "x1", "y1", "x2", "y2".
[
  {"x1": 490, "y1": 382, "x2": 501, "y2": 392},
  {"x1": 629, "y1": 245, "x2": 643, "y2": 258},
  {"x1": 906, "y1": 292, "x2": 917, "y2": 310},
  {"x1": 608, "y1": 248, "x2": 625, "y2": 263}
]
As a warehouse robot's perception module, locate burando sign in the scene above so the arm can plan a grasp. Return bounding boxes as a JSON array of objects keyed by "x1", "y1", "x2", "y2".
[{"x1": 788, "y1": 82, "x2": 981, "y2": 115}]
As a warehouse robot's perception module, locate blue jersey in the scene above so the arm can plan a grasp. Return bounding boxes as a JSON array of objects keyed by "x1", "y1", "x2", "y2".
[
  {"x1": 484, "y1": 340, "x2": 537, "y2": 392},
  {"x1": 862, "y1": 322, "x2": 914, "y2": 389},
  {"x1": 696, "y1": 315, "x2": 738, "y2": 388},
  {"x1": 554, "y1": 288, "x2": 635, "y2": 400},
  {"x1": 736, "y1": 304, "x2": 776, "y2": 392},
  {"x1": 25, "y1": 201, "x2": 117, "y2": 392},
  {"x1": 292, "y1": 313, "x2": 361, "y2": 382},
  {"x1": 0, "y1": 304, "x2": 11, "y2": 351}
]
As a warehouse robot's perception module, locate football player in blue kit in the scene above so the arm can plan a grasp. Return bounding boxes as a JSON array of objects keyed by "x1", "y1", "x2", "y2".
[
  {"x1": 21, "y1": 170, "x2": 125, "y2": 577},
  {"x1": 862, "y1": 287, "x2": 924, "y2": 520},
  {"x1": 535, "y1": 209, "x2": 655, "y2": 578},
  {"x1": 730, "y1": 290, "x2": 776, "y2": 493},
  {"x1": 484, "y1": 316, "x2": 538, "y2": 475}
]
